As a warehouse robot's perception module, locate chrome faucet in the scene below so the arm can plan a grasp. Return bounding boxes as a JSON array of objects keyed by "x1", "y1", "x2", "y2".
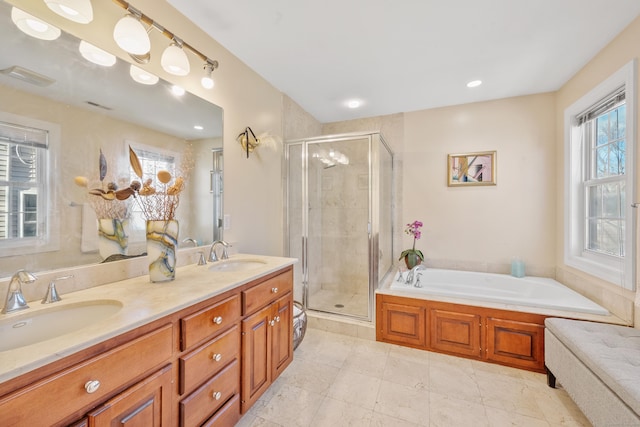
[
  {"x1": 2, "y1": 270, "x2": 37, "y2": 314},
  {"x1": 405, "y1": 264, "x2": 426, "y2": 285},
  {"x1": 182, "y1": 238, "x2": 198, "y2": 247},
  {"x1": 42, "y1": 275, "x2": 73, "y2": 304},
  {"x1": 208, "y1": 240, "x2": 231, "y2": 262}
]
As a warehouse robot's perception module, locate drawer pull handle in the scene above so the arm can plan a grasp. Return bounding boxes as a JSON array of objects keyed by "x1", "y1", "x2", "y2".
[
  {"x1": 271, "y1": 287, "x2": 278, "y2": 293},
  {"x1": 212, "y1": 353, "x2": 222, "y2": 362},
  {"x1": 212, "y1": 391, "x2": 222, "y2": 401},
  {"x1": 84, "y1": 380, "x2": 101, "y2": 394},
  {"x1": 212, "y1": 316, "x2": 223, "y2": 325}
]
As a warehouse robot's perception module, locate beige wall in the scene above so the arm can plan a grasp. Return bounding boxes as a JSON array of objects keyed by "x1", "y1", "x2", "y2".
[{"x1": 555, "y1": 14, "x2": 640, "y2": 325}]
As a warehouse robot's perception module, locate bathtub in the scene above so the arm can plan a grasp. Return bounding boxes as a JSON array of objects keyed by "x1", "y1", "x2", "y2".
[{"x1": 389, "y1": 267, "x2": 610, "y2": 316}]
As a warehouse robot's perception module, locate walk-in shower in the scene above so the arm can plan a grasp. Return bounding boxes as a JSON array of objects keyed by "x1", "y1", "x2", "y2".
[{"x1": 284, "y1": 132, "x2": 394, "y2": 321}]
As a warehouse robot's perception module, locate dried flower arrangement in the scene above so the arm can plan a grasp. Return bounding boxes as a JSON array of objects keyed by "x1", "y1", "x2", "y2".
[
  {"x1": 74, "y1": 145, "x2": 192, "y2": 222},
  {"x1": 73, "y1": 149, "x2": 130, "y2": 220},
  {"x1": 126, "y1": 144, "x2": 192, "y2": 221}
]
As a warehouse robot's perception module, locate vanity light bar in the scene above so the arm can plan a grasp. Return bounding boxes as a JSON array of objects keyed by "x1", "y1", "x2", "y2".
[{"x1": 111, "y1": 0, "x2": 219, "y2": 74}]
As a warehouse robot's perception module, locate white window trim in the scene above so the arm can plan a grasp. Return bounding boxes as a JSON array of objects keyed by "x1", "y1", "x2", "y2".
[
  {"x1": 0, "y1": 112, "x2": 59, "y2": 256},
  {"x1": 564, "y1": 60, "x2": 637, "y2": 290}
]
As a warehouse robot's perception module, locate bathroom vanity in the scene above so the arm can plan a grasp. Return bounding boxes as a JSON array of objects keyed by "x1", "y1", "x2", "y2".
[{"x1": 0, "y1": 255, "x2": 294, "y2": 426}]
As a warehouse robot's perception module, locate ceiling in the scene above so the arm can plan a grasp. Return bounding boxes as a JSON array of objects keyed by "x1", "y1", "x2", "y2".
[{"x1": 167, "y1": 0, "x2": 640, "y2": 123}]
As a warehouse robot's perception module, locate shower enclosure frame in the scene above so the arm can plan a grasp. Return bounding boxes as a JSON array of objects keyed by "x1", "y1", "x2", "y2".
[{"x1": 284, "y1": 131, "x2": 394, "y2": 322}]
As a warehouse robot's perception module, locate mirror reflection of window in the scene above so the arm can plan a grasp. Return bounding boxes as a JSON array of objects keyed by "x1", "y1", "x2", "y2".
[{"x1": 0, "y1": 116, "x2": 56, "y2": 253}]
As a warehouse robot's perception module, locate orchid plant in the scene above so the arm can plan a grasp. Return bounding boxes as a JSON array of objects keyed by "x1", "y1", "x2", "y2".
[{"x1": 399, "y1": 220, "x2": 424, "y2": 267}]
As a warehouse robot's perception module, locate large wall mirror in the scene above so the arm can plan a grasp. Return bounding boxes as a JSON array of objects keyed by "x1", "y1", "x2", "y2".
[{"x1": 0, "y1": 0, "x2": 223, "y2": 277}]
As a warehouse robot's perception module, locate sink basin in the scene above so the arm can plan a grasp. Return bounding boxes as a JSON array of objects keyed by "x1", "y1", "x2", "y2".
[
  {"x1": 0, "y1": 300, "x2": 123, "y2": 352},
  {"x1": 208, "y1": 259, "x2": 267, "y2": 272}
]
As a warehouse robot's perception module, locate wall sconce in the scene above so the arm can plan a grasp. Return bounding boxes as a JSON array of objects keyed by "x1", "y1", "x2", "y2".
[
  {"x1": 113, "y1": 13, "x2": 150, "y2": 55},
  {"x1": 237, "y1": 127, "x2": 260, "y2": 158},
  {"x1": 79, "y1": 40, "x2": 116, "y2": 67},
  {"x1": 11, "y1": 7, "x2": 61, "y2": 40},
  {"x1": 129, "y1": 64, "x2": 158, "y2": 85},
  {"x1": 161, "y1": 40, "x2": 190, "y2": 76},
  {"x1": 44, "y1": 0, "x2": 93, "y2": 24}
]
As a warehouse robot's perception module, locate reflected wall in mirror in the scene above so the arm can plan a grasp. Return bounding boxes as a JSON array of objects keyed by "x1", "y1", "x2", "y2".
[{"x1": 0, "y1": 0, "x2": 223, "y2": 278}]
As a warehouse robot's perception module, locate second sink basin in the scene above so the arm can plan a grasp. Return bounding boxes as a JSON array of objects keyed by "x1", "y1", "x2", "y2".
[
  {"x1": 208, "y1": 259, "x2": 267, "y2": 272},
  {"x1": 0, "y1": 299, "x2": 123, "y2": 352}
]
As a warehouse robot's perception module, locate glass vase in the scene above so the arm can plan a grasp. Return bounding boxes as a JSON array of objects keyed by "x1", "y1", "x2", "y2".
[
  {"x1": 146, "y1": 219, "x2": 179, "y2": 282},
  {"x1": 97, "y1": 218, "x2": 128, "y2": 261}
]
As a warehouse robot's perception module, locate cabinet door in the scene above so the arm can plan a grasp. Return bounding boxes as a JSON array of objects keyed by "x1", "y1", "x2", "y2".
[
  {"x1": 241, "y1": 304, "x2": 272, "y2": 413},
  {"x1": 486, "y1": 317, "x2": 545, "y2": 371},
  {"x1": 429, "y1": 308, "x2": 482, "y2": 358},
  {"x1": 86, "y1": 364, "x2": 172, "y2": 427},
  {"x1": 271, "y1": 294, "x2": 293, "y2": 380},
  {"x1": 379, "y1": 300, "x2": 426, "y2": 347}
]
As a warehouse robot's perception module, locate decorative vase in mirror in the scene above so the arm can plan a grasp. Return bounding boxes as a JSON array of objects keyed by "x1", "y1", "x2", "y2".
[
  {"x1": 98, "y1": 218, "x2": 129, "y2": 260},
  {"x1": 146, "y1": 220, "x2": 179, "y2": 282}
]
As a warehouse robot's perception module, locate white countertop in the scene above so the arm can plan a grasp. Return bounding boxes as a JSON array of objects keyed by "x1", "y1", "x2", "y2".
[{"x1": 0, "y1": 254, "x2": 297, "y2": 384}]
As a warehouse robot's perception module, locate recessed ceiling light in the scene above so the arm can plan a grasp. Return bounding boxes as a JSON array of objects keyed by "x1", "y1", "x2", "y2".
[
  {"x1": 346, "y1": 99, "x2": 361, "y2": 109},
  {"x1": 466, "y1": 80, "x2": 482, "y2": 88},
  {"x1": 193, "y1": 125, "x2": 203, "y2": 130}
]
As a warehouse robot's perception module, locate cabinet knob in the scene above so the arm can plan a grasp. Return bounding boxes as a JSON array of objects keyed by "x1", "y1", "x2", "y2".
[
  {"x1": 212, "y1": 391, "x2": 222, "y2": 401},
  {"x1": 269, "y1": 319, "x2": 275, "y2": 327},
  {"x1": 84, "y1": 380, "x2": 101, "y2": 394},
  {"x1": 271, "y1": 287, "x2": 278, "y2": 293},
  {"x1": 275, "y1": 316, "x2": 281, "y2": 323},
  {"x1": 212, "y1": 353, "x2": 222, "y2": 362},
  {"x1": 212, "y1": 316, "x2": 223, "y2": 325}
]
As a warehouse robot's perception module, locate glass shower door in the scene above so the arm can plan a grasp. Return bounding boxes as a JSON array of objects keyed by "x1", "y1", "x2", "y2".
[{"x1": 306, "y1": 137, "x2": 370, "y2": 318}]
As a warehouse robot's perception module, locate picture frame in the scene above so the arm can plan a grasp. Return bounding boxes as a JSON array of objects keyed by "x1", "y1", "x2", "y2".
[{"x1": 447, "y1": 151, "x2": 496, "y2": 186}]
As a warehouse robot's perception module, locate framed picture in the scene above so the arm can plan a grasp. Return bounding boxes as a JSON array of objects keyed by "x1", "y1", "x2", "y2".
[{"x1": 447, "y1": 151, "x2": 496, "y2": 186}]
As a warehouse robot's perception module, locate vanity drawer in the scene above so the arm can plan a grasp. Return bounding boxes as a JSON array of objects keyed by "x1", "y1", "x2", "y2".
[
  {"x1": 201, "y1": 394, "x2": 240, "y2": 427},
  {"x1": 242, "y1": 270, "x2": 293, "y2": 315},
  {"x1": 180, "y1": 294, "x2": 241, "y2": 351},
  {"x1": 179, "y1": 359, "x2": 239, "y2": 427},
  {"x1": 179, "y1": 325, "x2": 240, "y2": 394},
  {"x1": 0, "y1": 324, "x2": 173, "y2": 426}
]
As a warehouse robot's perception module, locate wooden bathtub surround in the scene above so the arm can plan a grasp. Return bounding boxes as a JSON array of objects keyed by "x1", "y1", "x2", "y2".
[
  {"x1": 0, "y1": 266, "x2": 294, "y2": 427},
  {"x1": 377, "y1": 294, "x2": 547, "y2": 372}
]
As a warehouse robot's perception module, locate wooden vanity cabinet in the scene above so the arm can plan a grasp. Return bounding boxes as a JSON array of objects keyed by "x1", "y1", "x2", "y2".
[
  {"x1": 241, "y1": 269, "x2": 293, "y2": 413},
  {"x1": 0, "y1": 265, "x2": 295, "y2": 427},
  {"x1": 0, "y1": 324, "x2": 174, "y2": 427},
  {"x1": 377, "y1": 294, "x2": 548, "y2": 372},
  {"x1": 178, "y1": 295, "x2": 242, "y2": 427}
]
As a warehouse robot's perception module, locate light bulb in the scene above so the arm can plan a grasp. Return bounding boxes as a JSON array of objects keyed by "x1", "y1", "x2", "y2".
[
  {"x1": 113, "y1": 14, "x2": 150, "y2": 55},
  {"x1": 201, "y1": 63, "x2": 215, "y2": 89}
]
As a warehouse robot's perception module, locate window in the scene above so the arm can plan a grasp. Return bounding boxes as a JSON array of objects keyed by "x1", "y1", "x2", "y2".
[
  {"x1": 564, "y1": 61, "x2": 636, "y2": 290},
  {"x1": 0, "y1": 113, "x2": 59, "y2": 256}
]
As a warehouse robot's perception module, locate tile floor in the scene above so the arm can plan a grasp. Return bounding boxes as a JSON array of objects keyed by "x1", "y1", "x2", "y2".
[{"x1": 237, "y1": 327, "x2": 592, "y2": 427}]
